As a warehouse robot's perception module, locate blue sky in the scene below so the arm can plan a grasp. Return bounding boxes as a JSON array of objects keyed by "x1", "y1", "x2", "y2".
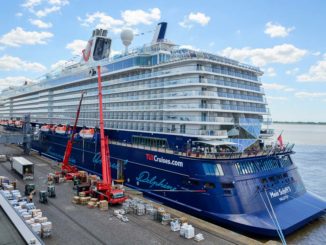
[{"x1": 0, "y1": 0, "x2": 325, "y2": 122}]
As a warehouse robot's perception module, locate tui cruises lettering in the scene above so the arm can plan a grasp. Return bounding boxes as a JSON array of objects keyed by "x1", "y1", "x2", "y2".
[
  {"x1": 145, "y1": 153, "x2": 183, "y2": 167},
  {"x1": 136, "y1": 171, "x2": 176, "y2": 190}
]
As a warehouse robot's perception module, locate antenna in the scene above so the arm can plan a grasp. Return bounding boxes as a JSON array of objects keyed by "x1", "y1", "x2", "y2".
[{"x1": 120, "y1": 29, "x2": 134, "y2": 54}]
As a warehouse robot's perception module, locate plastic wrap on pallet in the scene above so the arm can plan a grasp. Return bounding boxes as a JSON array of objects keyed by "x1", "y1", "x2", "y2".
[
  {"x1": 194, "y1": 233, "x2": 204, "y2": 242},
  {"x1": 136, "y1": 204, "x2": 145, "y2": 216},
  {"x1": 23, "y1": 214, "x2": 32, "y2": 220},
  {"x1": 170, "y1": 219, "x2": 181, "y2": 231},
  {"x1": 26, "y1": 203, "x2": 35, "y2": 210},
  {"x1": 38, "y1": 217, "x2": 48, "y2": 223},
  {"x1": 41, "y1": 221, "x2": 52, "y2": 231},
  {"x1": 99, "y1": 200, "x2": 108, "y2": 211},
  {"x1": 184, "y1": 225, "x2": 195, "y2": 239},
  {"x1": 31, "y1": 223, "x2": 41, "y2": 234}
]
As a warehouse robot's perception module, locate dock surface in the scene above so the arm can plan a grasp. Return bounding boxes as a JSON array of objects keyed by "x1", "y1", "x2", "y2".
[{"x1": 0, "y1": 144, "x2": 267, "y2": 245}]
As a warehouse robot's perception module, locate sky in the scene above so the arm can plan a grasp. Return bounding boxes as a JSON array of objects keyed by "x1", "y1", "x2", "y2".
[{"x1": 0, "y1": 0, "x2": 325, "y2": 122}]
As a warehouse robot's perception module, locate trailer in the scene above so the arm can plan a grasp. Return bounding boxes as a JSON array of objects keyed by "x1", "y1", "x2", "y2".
[{"x1": 11, "y1": 157, "x2": 34, "y2": 180}]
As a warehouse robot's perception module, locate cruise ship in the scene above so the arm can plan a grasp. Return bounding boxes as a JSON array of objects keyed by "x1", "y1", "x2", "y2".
[{"x1": 0, "y1": 22, "x2": 325, "y2": 237}]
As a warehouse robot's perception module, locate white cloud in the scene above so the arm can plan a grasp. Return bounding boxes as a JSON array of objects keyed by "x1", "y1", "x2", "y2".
[
  {"x1": 286, "y1": 67, "x2": 299, "y2": 75},
  {"x1": 266, "y1": 96, "x2": 288, "y2": 101},
  {"x1": 23, "y1": 0, "x2": 69, "y2": 18},
  {"x1": 66, "y1": 39, "x2": 87, "y2": 56},
  {"x1": 79, "y1": 8, "x2": 160, "y2": 33},
  {"x1": 0, "y1": 76, "x2": 33, "y2": 91},
  {"x1": 264, "y1": 67, "x2": 276, "y2": 77},
  {"x1": 263, "y1": 82, "x2": 295, "y2": 92},
  {"x1": 295, "y1": 92, "x2": 326, "y2": 99},
  {"x1": 264, "y1": 22, "x2": 295, "y2": 38},
  {"x1": 122, "y1": 8, "x2": 161, "y2": 26},
  {"x1": 79, "y1": 12, "x2": 124, "y2": 31},
  {"x1": 0, "y1": 27, "x2": 53, "y2": 47},
  {"x1": 312, "y1": 51, "x2": 321, "y2": 56},
  {"x1": 179, "y1": 12, "x2": 210, "y2": 29},
  {"x1": 50, "y1": 59, "x2": 67, "y2": 70},
  {"x1": 209, "y1": 41, "x2": 215, "y2": 47},
  {"x1": 48, "y1": 0, "x2": 69, "y2": 6},
  {"x1": 22, "y1": 0, "x2": 42, "y2": 9},
  {"x1": 297, "y1": 58, "x2": 326, "y2": 82},
  {"x1": 0, "y1": 55, "x2": 46, "y2": 72},
  {"x1": 29, "y1": 19, "x2": 53, "y2": 28},
  {"x1": 110, "y1": 49, "x2": 122, "y2": 57},
  {"x1": 179, "y1": 44, "x2": 200, "y2": 51},
  {"x1": 16, "y1": 12, "x2": 23, "y2": 17},
  {"x1": 34, "y1": 6, "x2": 60, "y2": 17},
  {"x1": 221, "y1": 44, "x2": 307, "y2": 66}
]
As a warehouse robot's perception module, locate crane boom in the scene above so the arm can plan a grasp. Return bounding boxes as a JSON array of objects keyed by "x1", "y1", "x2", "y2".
[
  {"x1": 61, "y1": 91, "x2": 85, "y2": 172},
  {"x1": 94, "y1": 65, "x2": 126, "y2": 204},
  {"x1": 97, "y1": 65, "x2": 111, "y2": 186}
]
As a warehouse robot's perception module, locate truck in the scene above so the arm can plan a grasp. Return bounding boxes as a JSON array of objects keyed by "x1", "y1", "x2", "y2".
[{"x1": 11, "y1": 157, "x2": 34, "y2": 180}]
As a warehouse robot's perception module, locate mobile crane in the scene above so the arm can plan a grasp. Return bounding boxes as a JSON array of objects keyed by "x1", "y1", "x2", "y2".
[
  {"x1": 60, "y1": 91, "x2": 86, "y2": 180},
  {"x1": 94, "y1": 65, "x2": 127, "y2": 204}
]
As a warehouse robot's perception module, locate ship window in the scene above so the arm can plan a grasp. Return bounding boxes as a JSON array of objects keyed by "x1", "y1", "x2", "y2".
[
  {"x1": 132, "y1": 135, "x2": 168, "y2": 148},
  {"x1": 221, "y1": 182, "x2": 234, "y2": 189},
  {"x1": 188, "y1": 179, "x2": 200, "y2": 186},
  {"x1": 202, "y1": 163, "x2": 224, "y2": 176}
]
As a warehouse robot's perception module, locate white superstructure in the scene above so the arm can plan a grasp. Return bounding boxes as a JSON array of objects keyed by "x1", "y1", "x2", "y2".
[{"x1": 0, "y1": 23, "x2": 270, "y2": 146}]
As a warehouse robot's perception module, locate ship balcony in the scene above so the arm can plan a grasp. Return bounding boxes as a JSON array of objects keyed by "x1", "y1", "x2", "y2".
[{"x1": 110, "y1": 139, "x2": 295, "y2": 161}]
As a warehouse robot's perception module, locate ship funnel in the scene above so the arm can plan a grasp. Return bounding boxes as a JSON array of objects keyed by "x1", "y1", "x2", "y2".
[
  {"x1": 152, "y1": 22, "x2": 167, "y2": 44},
  {"x1": 81, "y1": 29, "x2": 112, "y2": 64},
  {"x1": 120, "y1": 29, "x2": 134, "y2": 54}
]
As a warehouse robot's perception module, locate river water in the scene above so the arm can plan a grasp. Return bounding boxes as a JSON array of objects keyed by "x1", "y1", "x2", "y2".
[{"x1": 273, "y1": 123, "x2": 326, "y2": 244}]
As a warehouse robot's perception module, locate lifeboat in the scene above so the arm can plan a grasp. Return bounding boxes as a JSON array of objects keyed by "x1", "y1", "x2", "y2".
[
  {"x1": 79, "y1": 128, "x2": 95, "y2": 139},
  {"x1": 8, "y1": 120, "x2": 14, "y2": 126},
  {"x1": 40, "y1": 124, "x2": 51, "y2": 132},
  {"x1": 50, "y1": 125, "x2": 57, "y2": 132},
  {"x1": 14, "y1": 120, "x2": 23, "y2": 128},
  {"x1": 0, "y1": 120, "x2": 7, "y2": 126},
  {"x1": 55, "y1": 125, "x2": 67, "y2": 135}
]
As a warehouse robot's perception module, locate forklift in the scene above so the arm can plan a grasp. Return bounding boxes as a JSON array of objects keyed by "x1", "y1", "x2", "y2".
[
  {"x1": 39, "y1": 190, "x2": 48, "y2": 204},
  {"x1": 25, "y1": 183, "x2": 36, "y2": 196},
  {"x1": 47, "y1": 185, "x2": 56, "y2": 198}
]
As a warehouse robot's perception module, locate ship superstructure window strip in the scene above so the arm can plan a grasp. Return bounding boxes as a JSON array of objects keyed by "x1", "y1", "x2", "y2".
[
  {"x1": 234, "y1": 156, "x2": 292, "y2": 175},
  {"x1": 132, "y1": 135, "x2": 168, "y2": 148},
  {"x1": 202, "y1": 163, "x2": 224, "y2": 176}
]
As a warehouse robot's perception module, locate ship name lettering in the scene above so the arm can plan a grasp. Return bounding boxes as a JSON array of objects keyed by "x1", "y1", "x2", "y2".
[
  {"x1": 269, "y1": 186, "x2": 292, "y2": 199},
  {"x1": 136, "y1": 171, "x2": 176, "y2": 190}
]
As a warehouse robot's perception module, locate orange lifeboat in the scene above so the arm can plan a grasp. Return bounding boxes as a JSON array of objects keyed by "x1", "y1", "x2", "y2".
[
  {"x1": 55, "y1": 125, "x2": 67, "y2": 135},
  {"x1": 40, "y1": 124, "x2": 51, "y2": 132},
  {"x1": 79, "y1": 128, "x2": 95, "y2": 139},
  {"x1": 14, "y1": 120, "x2": 23, "y2": 128},
  {"x1": 8, "y1": 120, "x2": 14, "y2": 126}
]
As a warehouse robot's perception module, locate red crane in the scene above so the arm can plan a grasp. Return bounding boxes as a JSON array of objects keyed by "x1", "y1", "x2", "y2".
[
  {"x1": 95, "y1": 65, "x2": 126, "y2": 204},
  {"x1": 61, "y1": 91, "x2": 86, "y2": 179}
]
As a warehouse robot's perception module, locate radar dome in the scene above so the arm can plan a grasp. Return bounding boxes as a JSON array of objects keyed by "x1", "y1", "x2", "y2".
[{"x1": 120, "y1": 29, "x2": 134, "y2": 53}]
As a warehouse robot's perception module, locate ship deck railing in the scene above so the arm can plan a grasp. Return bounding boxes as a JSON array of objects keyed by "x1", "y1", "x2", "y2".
[{"x1": 110, "y1": 140, "x2": 294, "y2": 160}]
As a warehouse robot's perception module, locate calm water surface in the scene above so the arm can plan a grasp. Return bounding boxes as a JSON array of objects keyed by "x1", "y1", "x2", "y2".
[{"x1": 273, "y1": 123, "x2": 326, "y2": 244}]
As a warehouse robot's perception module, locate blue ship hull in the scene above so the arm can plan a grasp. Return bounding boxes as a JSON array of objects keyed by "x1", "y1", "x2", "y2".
[{"x1": 31, "y1": 130, "x2": 326, "y2": 237}]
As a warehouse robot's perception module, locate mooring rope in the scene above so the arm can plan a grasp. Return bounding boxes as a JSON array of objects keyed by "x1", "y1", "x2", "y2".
[{"x1": 259, "y1": 190, "x2": 287, "y2": 245}]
